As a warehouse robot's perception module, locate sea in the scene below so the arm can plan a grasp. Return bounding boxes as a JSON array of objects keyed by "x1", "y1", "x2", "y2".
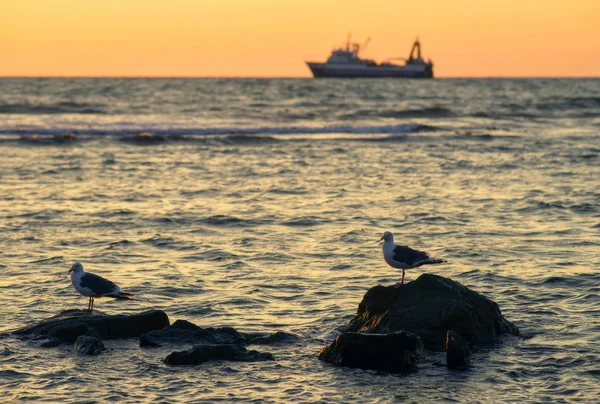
[{"x1": 0, "y1": 78, "x2": 598, "y2": 403}]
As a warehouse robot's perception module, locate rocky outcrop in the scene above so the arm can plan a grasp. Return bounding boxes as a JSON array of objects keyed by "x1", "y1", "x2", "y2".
[
  {"x1": 74, "y1": 335, "x2": 105, "y2": 356},
  {"x1": 165, "y1": 344, "x2": 274, "y2": 366},
  {"x1": 346, "y1": 274, "x2": 519, "y2": 350},
  {"x1": 318, "y1": 331, "x2": 424, "y2": 372},
  {"x1": 140, "y1": 320, "x2": 300, "y2": 348},
  {"x1": 446, "y1": 330, "x2": 470, "y2": 369},
  {"x1": 140, "y1": 320, "x2": 246, "y2": 348},
  {"x1": 12, "y1": 309, "x2": 170, "y2": 345}
]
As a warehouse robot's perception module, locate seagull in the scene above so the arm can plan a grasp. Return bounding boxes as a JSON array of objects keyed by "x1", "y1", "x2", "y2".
[
  {"x1": 380, "y1": 231, "x2": 446, "y2": 288},
  {"x1": 69, "y1": 262, "x2": 133, "y2": 313}
]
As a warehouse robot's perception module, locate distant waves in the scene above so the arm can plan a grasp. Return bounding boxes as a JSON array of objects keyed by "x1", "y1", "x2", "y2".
[{"x1": 0, "y1": 123, "x2": 433, "y2": 138}]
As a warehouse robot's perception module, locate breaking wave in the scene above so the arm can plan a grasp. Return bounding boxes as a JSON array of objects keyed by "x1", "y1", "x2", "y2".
[
  {"x1": 0, "y1": 123, "x2": 436, "y2": 138},
  {"x1": 339, "y1": 106, "x2": 453, "y2": 120},
  {"x1": 0, "y1": 101, "x2": 106, "y2": 115}
]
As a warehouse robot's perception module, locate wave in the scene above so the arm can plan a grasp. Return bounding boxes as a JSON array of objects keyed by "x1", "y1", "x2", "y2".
[
  {"x1": 339, "y1": 106, "x2": 453, "y2": 120},
  {"x1": 0, "y1": 101, "x2": 106, "y2": 115},
  {"x1": 0, "y1": 123, "x2": 433, "y2": 138}
]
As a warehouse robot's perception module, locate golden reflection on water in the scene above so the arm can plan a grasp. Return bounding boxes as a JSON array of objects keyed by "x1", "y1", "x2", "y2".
[{"x1": 0, "y1": 131, "x2": 598, "y2": 402}]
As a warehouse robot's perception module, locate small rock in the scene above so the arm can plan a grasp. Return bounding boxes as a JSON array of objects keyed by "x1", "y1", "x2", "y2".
[
  {"x1": 74, "y1": 336, "x2": 105, "y2": 356},
  {"x1": 446, "y1": 330, "x2": 470, "y2": 369},
  {"x1": 140, "y1": 320, "x2": 245, "y2": 348},
  {"x1": 164, "y1": 344, "x2": 274, "y2": 366},
  {"x1": 40, "y1": 338, "x2": 63, "y2": 348},
  {"x1": 244, "y1": 331, "x2": 300, "y2": 345},
  {"x1": 318, "y1": 331, "x2": 424, "y2": 372}
]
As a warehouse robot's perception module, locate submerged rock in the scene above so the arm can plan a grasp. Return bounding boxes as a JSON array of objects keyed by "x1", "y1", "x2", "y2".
[
  {"x1": 40, "y1": 338, "x2": 63, "y2": 348},
  {"x1": 346, "y1": 274, "x2": 519, "y2": 350},
  {"x1": 140, "y1": 319, "x2": 300, "y2": 348},
  {"x1": 140, "y1": 320, "x2": 245, "y2": 348},
  {"x1": 446, "y1": 330, "x2": 470, "y2": 369},
  {"x1": 244, "y1": 331, "x2": 300, "y2": 345},
  {"x1": 318, "y1": 331, "x2": 424, "y2": 372},
  {"x1": 74, "y1": 335, "x2": 105, "y2": 356},
  {"x1": 164, "y1": 344, "x2": 274, "y2": 366},
  {"x1": 11, "y1": 309, "x2": 170, "y2": 344}
]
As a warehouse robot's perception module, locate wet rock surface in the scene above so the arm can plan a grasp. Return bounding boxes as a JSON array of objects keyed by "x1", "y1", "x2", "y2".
[
  {"x1": 346, "y1": 274, "x2": 519, "y2": 350},
  {"x1": 165, "y1": 344, "x2": 274, "y2": 366},
  {"x1": 140, "y1": 320, "x2": 246, "y2": 347},
  {"x1": 140, "y1": 320, "x2": 299, "y2": 348},
  {"x1": 318, "y1": 331, "x2": 424, "y2": 372},
  {"x1": 446, "y1": 330, "x2": 470, "y2": 369},
  {"x1": 244, "y1": 331, "x2": 300, "y2": 345},
  {"x1": 10, "y1": 309, "x2": 170, "y2": 344},
  {"x1": 74, "y1": 335, "x2": 105, "y2": 356},
  {"x1": 40, "y1": 338, "x2": 63, "y2": 348}
]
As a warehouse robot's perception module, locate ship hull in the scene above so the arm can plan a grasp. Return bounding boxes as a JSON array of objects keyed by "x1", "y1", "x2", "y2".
[{"x1": 307, "y1": 62, "x2": 433, "y2": 78}]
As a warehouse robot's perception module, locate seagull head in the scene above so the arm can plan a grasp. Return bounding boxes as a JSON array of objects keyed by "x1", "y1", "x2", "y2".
[
  {"x1": 380, "y1": 231, "x2": 393, "y2": 243},
  {"x1": 69, "y1": 262, "x2": 84, "y2": 273}
]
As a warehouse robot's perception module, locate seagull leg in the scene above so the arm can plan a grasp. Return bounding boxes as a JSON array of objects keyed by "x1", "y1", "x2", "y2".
[
  {"x1": 87, "y1": 297, "x2": 91, "y2": 312},
  {"x1": 90, "y1": 297, "x2": 94, "y2": 314},
  {"x1": 394, "y1": 269, "x2": 406, "y2": 288}
]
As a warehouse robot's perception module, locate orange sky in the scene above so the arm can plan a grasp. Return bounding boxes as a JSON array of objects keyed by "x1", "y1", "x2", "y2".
[{"x1": 1, "y1": 0, "x2": 599, "y2": 77}]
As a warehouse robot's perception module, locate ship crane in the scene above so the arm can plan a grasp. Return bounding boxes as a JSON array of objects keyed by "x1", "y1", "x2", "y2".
[{"x1": 408, "y1": 37, "x2": 422, "y2": 61}]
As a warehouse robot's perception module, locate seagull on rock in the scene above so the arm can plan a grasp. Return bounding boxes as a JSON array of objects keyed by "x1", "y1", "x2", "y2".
[
  {"x1": 380, "y1": 231, "x2": 446, "y2": 288},
  {"x1": 69, "y1": 262, "x2": 133, "y2": 313}
]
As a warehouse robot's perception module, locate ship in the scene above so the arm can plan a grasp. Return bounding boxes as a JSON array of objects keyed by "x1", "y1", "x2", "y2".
[{"x1": 306, "y1": 36, "x2": 433, "y2": 78}]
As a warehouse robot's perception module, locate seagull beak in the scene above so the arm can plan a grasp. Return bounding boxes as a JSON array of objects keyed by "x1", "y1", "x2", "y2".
[
  {"x1": 380, "y1": 235, "x2": 384, "y2": 241},
  {"x1": 68, "y1": 269, "x2": 73, "y2": 273}
]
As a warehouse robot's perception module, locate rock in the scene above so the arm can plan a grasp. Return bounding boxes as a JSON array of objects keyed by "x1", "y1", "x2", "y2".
[
  {"x1": 140, "y1": 320, "x2": 246, "y2": 348},
  {"x1": 74, "y1": 336, "x2": 105, "y2": 356},
  {"x1": 40, "y1": 338, "x2": 63, "y2": 348},
  {"x1": 346, "y1": 274, "x2": 519, "y2": 350},
  {"x1": 11, "y1": 310, "x2": 170, "y2": 344},
  {"x1": 140, "y1": 319, "x2": 299, "y2": 348},
  {"x1": 446, "y1": 330, "x2": 470, "y2": 369},
  {"x1": 318, "y1": 331, "x2": 424, "y2": 372},
  {"x1": 164, "y1": 344, "x2": 274, "y2": 366},
  {"x1": 244, "y1": 331, "x2": 300, "y2": 345}
]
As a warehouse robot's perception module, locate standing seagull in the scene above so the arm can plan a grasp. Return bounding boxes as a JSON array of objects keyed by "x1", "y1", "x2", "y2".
[
  {"x1": 69, "y1": 262, "x2": 133, "y2": 313},
  {"x1": 380, "y1": 231, "x2": 446, "y2": 288}
]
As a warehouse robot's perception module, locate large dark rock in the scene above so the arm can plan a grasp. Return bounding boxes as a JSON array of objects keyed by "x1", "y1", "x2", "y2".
[
  {"x1": 74, "y1": 335, "x2": 105, "y2": 356},
  {"x1": 11, "y1": 309, "x2": 170, "y2": 344},
  {"x1": 318, "y1": 331, "x2": 424, "y2": 372},
  {"x1": 164, "y1": 344, "x2": 274, "y2": 366},
  {"x1": 140, "y1": 319, "x2": 300, "y2": 348},
  {"x1": 346, "y1": 274, "x2": 519, "y2": 350},
  {"x1": 140, "y1": 320, "x2": 245, "y2": 348},
  {"x1": 446, "y1": 330, "x2": 470, "y2": 369}
]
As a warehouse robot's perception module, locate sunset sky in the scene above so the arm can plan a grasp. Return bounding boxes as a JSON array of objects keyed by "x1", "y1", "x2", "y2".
[{"x1": 2, "y1": 0, "x2": 599, "y2": 77}]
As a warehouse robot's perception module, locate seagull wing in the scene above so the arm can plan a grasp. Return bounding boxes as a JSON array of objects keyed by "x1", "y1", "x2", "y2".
[
  {"x1": 80, "y1": 272, "x2": 120, "y2": 297},
  {"x1": 392, "y1": 245, "x2": 432, "y2": 266}
]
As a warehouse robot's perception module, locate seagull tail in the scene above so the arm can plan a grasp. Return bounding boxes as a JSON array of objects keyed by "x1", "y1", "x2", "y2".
[
  {"x1": 116, "y1": 292, "x2": 134, "y2": 300},
  {"x1": 431, "y1": 258, "x2": 447, "y2": 264}
]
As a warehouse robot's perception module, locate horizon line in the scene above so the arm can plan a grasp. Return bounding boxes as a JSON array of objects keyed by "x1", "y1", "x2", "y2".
[{"x1": 1, "y1": 75, "x2": 599, "y2": 80}]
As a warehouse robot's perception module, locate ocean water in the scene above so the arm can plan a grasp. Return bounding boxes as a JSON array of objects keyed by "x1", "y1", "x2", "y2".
[{"x1": 0, "y1": 78, "x2": 598, "y2": 403}]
